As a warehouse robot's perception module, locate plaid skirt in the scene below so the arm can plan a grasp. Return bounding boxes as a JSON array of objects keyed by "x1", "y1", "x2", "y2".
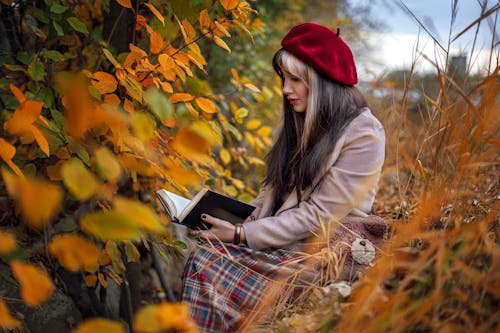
[{"x1": 181, "y1": 241, "x2": 309, "y2": 333}]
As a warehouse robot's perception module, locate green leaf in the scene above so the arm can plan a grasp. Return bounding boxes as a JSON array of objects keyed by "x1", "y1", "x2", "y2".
[
  {"x1": 50, "y1": 4, "x2": 67, "y2": 14},
  {"x1": 42, "y1": 49, "x2": 64, "y2": 62},
  {"x1": 30, "y1": 25, "x2": 47, "y2": 40},
  {"x1": 173, "y1": 240, "x2": 187, "y2": 250},
  {"x1": 125, "y1": 242, "x2": 140, "y2": 262},
  {"x1": 28, "y1": 62, "x2": 46, "y2": 81},
  {"x1": 53, "y1": 21, "x2": 64, "y2": 36},
  {"x1": 145, "y1": 88, "x2": 173, "y2": 121},
  {"x1": 16, "y1": 52, "x2": 31, "y2": 65},
  {"x1": 67, "y1": 17, "x2": 89, "y2": 35},
  {"x1": 4, "y1": 64, "x2": 26, "y2": 73}
]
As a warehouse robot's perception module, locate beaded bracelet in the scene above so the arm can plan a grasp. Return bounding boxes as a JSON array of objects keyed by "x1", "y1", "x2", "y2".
[{"x1": 233, "y1": 223, "x2": 242, "y2": 244}]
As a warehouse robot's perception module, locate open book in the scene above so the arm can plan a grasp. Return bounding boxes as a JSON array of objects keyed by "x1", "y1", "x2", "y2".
[{"x1": 155, "y1": 188, "x2": 256, "y2": 230}]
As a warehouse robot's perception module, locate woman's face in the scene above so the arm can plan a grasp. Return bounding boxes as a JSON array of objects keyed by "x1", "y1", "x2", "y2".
[{"x1": 282, "y1": 70, "x2": 308, "y2": 113}]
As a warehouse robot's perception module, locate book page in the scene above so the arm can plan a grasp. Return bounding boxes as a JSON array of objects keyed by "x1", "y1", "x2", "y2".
[
  {"x1": 164, "y1": 190, "x2": 191, "y2": 216},
  {"x1": 178, "y1": 188, "x2": 208, "y2": 222}
]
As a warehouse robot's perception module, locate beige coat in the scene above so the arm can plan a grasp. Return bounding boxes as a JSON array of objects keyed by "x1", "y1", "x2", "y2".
[{"x1": 242, "y1": 108, "x2": 385, "y2": 250}]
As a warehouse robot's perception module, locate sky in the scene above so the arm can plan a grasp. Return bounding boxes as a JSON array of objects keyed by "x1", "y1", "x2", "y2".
[{"x1": 352, "y1": 0, "x2": 499, "y2": 78}]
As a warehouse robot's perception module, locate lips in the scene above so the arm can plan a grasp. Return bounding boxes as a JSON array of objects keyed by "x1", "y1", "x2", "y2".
[{"x1": 288, "y1": 98, "x2": 298, "y2": 105}]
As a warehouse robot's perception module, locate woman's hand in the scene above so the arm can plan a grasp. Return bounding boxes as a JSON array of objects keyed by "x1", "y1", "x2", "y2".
[{"x1": 188, "y1": 214, "x2": 239, "y2": 243}]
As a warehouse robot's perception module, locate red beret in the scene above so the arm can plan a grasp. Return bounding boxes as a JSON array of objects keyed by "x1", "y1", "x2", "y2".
[{"x1": 281, "y1": 23, "x2": 358, "y2": 86}]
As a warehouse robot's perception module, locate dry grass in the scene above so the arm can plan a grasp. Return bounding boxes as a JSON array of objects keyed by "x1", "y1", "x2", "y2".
[{"x1": 242, "y1": 2, "x2": 499, "y2": 332}]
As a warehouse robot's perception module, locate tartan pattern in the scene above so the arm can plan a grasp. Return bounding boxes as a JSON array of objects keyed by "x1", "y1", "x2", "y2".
[{"x1": 181, "y1": 241, "x2": 301, "y2": 333}]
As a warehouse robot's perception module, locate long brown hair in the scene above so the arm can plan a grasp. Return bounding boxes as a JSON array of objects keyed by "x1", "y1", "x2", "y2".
[{"x1": 265, "y1": 49, "x2": 368, "y2": 208}]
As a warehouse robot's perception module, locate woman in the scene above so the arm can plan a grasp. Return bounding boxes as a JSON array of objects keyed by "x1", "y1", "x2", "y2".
[{"x1": 182, "y1": 23, "x2": 386, "y2": 332}]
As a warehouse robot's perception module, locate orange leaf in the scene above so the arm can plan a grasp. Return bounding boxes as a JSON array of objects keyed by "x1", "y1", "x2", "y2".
[
  {"x1": 116, "y1": 0, "x2": 132, "y2": 8},
  {"x1": 158, "y1": 54, "x2": 175, "y2": 70},
  {"x1": 214, "y1": 20, "x2": 231, "y2": 37},
  {"x1": 0, "y1": 230, "x2": 16, "y2": 254},
  {"x1": 199, "y1": 9, "x2": 212, "y2": 29},
  {"x1": 244, "y1": 82, "x2": 261, "y2": 92},
  {"x1": 0, "y1": 299, "x2": 22, "y2": 330},
  {"x1": 230, "y1": 68, "x2": 239, "y2": 82},
  {"x1": 213, "y1": 36, "x2": 231, "y2": 53},
  {"x1": 31, "y1": 124, "x2": 50, "y2": 156},
  {"x1": 0, "y1": 137, "x2": 23, "y2": 176},
  {"x1": 220, "y1": 0, "x2": 239, "y2": 10},
  {"x1": 185, "y1": 102, "x2": 199, "y2": 118},
  {"x1": 4, "y1": 99, "x2": 44, "y2": 144},
  {"x1": 85, "y1": 274, "x2": 97, "y2": 287},
  {"x1": 149, "y1": 30, "x2": 164, "y2": 54},
  {"x1": 11, "y1": 261, "x2": 54, "y2": 307},
  {"x1": 135, "y1": 15, "x2": 147, "y2": 30},
  {"x1": 92, "y1": 72, "x2": 118, "y2": 94},
  {"x1": 134, "y1": 302, "x2": 197, "y2": 333},
  {"x1": 49, "y1": 234, "x2": 101, "y2": 272},
  {"x1": 144, "y1": 3, "x2": 164, "y2": 25},
  {"x1": 2, "y1": 170, "x2": 63, "y2": 229},
  {"x1": 169, "y1": 93, "x2": 193, "y2": 103},
  {"x1": 195, "y1": 97, "x2": 217, "y2": 114},
  {"x1": 61, "y1": 158, "x2": 100, "y2": 201},
  {"x1": 73, "y1": 318, "x2": 124, "y2": 333},
  {"x1": 9, "y1": 84, "x2": 25, "y2": 103},
  {"x1": 181, "y1": 19, "x2": 196, "y2": 43}
]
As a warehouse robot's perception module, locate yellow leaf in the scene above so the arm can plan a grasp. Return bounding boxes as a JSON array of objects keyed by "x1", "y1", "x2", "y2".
[
  {"x1": 169, "y1": 93, "x2": 193, "y2": 103},
  {"x1": 149, "y1": 30, "x2": 164, "y2": 54},
  {"x1": 103, "y1": 48, "x2": 120, "y2": 68},
  {"x1": 0, "y1": 230, "x2": 16, "y2": 254},
  {"x1": 73, "y1": 318, "x2": 124, "y2": 333},
  {"x1": 219, "y1": 148, "x2": 231, "y2": 165},
  {"x1": 171, "y1": 126, "x2": 212, "y2": 164},
  {"x1": 81, "y1": 211, "x2": 144, "y2": 241},
  {"x1": 94, "y1": 147, "x2": 122, "y2": 182},
  {"x1": 92, "y1": 72, "x2": 118, "y2": 94},
  {"x1": 185, "y1": 102, "x2": 199, "y2": 117},
  {"x1": 121, "y1": 76, "x2": 143, "y2": 102},
  {"x1": 257, "y1": 125, "x2": 272, "y2": 138},
  {"x1": 230, "y1": 68, "x2": 239, "y2": 82},
  {"x1": 244, "y1": 82, "x2": 261, "y2": 93},
  {"x1": 116, "y1": 0, "x2": 132, "y2": 8},
  {"x1": 144, "y1": 3, "x2": 164, "y2": 25},
  {"x1": 131, "y1": 112, "x2": 156, "y2": 142},
  {"x1": 0, "y1": 137, "x2": 23, "y2": 176},
  {"x1": 134, "y1": 302, "x2": 197, "y2": 333},
  {"x1": 246, "y1": 119, "x2": 261, "y2": 130},
  {"x1": 61, "y1": 158, "x2": 100, "y2": 201},
  {"x1": 199, "y1": 9, "x2": 212, "y2": 29},
  {"x1": 214, "y1": 20, "x2": 231, "y2": 37},
  {"x1": 49, "y1": 234, "x2": 101, "y2": 272},
  {"x1": 11, "y1": 261, "x2": 54, "y2": 307},
  {"x1": 2, "y1": 170, "x2": 63, "y2": 229},
  {"x1": 245, "y1": 131, "x2": 255, "y2": 147},
  {"x1": 0, "y1": 299, "x2": 21, "y2": 330},
  {"x1": 113, "y1": 197, "x2": 165, "y2": 233},
  {"x1": 220, "y1": 0, "x2": 239, "y2": 11},
  {"x1": 195, "y1": 97, "x2": 217, "y2": 114},
  {"x1": 213, "y1": 36, "x2": 231, "y2": 53}
]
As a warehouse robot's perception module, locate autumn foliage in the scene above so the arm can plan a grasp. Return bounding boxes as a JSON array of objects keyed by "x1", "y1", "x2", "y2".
[{"x1": 0, "y1": 0, "x2": 272, "y2": 331}]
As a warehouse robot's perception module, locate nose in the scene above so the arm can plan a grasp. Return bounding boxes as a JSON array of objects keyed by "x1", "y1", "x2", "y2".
[{"x1": 282, "y1": 80, "x2": 292, "y2": 95}]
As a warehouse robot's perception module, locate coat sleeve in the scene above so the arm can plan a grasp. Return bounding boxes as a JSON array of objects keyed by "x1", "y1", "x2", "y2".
[{"x1": 242, "y1": 113, "x2": 385, "y2": 250}]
